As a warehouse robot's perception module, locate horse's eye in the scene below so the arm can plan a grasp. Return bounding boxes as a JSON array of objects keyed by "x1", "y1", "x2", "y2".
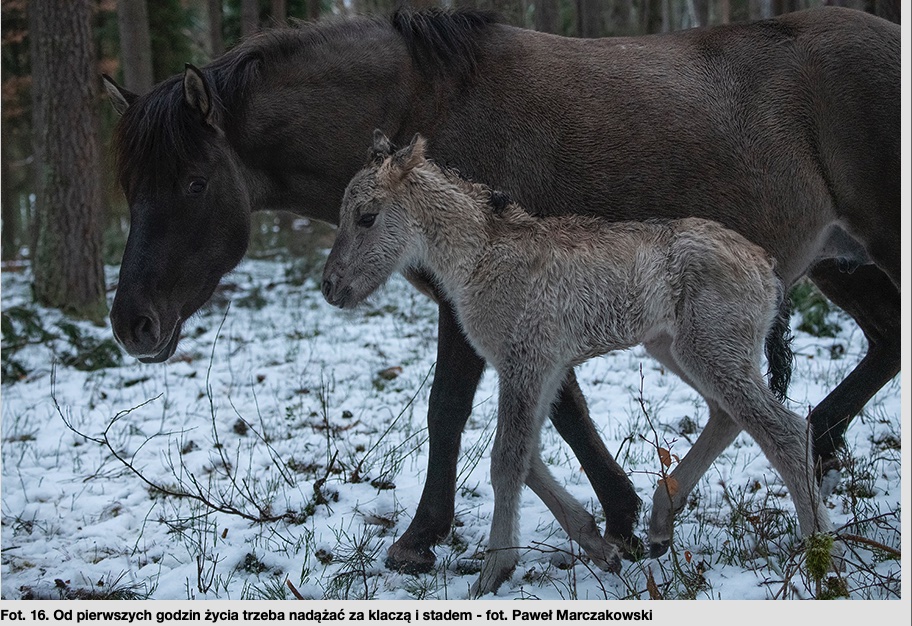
[
  {"x1": 357, "y1": 213, "x2": 377, "y2": 228},
  {"x1": 187, "y1": 178, "x2": 207, "y2": 195}
]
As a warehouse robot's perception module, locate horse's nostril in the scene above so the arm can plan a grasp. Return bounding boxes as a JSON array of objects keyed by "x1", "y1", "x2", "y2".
[
  {"x1": 321, "y1": 279, "x2": 333, "y2": 299},
  {"x1": 132, "y1": 315, "x2": 159, "y2": 346}
]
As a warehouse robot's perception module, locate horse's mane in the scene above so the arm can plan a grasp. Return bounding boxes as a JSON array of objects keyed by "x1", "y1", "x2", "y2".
[
  {"x1": 392, "y1": 8, "x2": 500, "y2": 77},
  {"x1": 114, "y1": 9, "x2": 499, "y2": 193}
]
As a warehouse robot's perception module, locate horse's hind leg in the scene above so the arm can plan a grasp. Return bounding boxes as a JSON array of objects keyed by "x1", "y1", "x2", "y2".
[
  {"x1": 807, "y1": 263, "x2": 901, "y2": 489},
  {"x1": 525, "y1": 451, "x2": 622, "y2": 573},
  {"x1": 643, "y1": 335, "x2": 742, "y2": 558},
  {"x1": 550, "y1": 370, "x2": 642, "y2": 558}
]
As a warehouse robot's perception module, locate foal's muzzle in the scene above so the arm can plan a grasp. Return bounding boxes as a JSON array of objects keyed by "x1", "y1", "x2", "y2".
[{"x1": 321, "y1": 278, "x2": 352, "y2": 309}]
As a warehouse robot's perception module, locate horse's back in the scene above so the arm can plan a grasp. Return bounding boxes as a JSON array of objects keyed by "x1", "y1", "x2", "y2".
[{"x1": 441, "y1": 8, "x2": 898, "y2": 280}]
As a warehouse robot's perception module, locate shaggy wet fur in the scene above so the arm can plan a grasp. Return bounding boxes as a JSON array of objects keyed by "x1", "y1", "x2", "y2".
[{"x1": 323, "y1": 133, "x2": 834, "y2": 596}]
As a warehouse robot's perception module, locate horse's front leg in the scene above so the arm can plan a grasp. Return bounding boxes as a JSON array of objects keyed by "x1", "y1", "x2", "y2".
[
  {"x1": 386, "y1": 299, "x2": 486, "y2": 573},
  {"x1": 471, "y1": 371, "x2": 544, "y2": 598}
]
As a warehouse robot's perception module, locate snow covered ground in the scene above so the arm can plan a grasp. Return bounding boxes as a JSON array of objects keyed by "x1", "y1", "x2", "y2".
[{"x1": 0, "y1": 256, "x2": 903, "y2": 601}]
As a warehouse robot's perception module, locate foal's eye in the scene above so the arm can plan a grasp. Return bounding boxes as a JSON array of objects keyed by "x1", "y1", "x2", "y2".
[
  {"x1": 357, "y1": 213, "x2": 377, "y2": 228},
  {"x1": 187, "y1": 178, "x2": 207, "y2": 195}
]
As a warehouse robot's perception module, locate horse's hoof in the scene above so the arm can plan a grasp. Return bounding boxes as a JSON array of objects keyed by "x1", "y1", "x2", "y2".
[
  {"x1": 385, "y1": 541, "x2": 436, "y2": 574},
  {"x1": 649, "y1": 540, "x2": 670, "y2": 559}
]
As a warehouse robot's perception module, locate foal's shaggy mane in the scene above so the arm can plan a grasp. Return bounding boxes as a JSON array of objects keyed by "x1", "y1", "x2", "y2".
[{"x1": 114, "y1": 9, "x2": 499, "y2": 193}]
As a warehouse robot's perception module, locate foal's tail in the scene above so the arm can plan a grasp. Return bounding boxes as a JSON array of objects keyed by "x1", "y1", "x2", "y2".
[{"x1": 764, "y1": 277, "x2": 794, "y2": 403}]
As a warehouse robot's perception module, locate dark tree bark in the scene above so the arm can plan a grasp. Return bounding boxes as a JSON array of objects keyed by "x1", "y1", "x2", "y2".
[
  {"x1": 693, "y1": 0, "x2": 709, "y2": 25},
  {"x1": 208, "y1": 0, "x2": 225, "y2": 57},
  {"x1": 1, "y1": 140, "x2": 17, "y2": 260},
  {"x1": 116, "y1": 0, "x2": 154, "y2": 94},
  {"x1": 271, "y1": 0, "x2": 288, "y2": 22},
  {"x1": 28, "y1": 0, "x2": 106, "y2": 322},
  {"x1": 772, "y1": 0, "x2": 798, "y2": 15},
  {"x1": 875, "y1": 0, "x2": 900, "y2": 23},
  {"x1": 241, "y1": 0, "x2": 259, "y2": 38},
  {"x1": 607, "y1": 0, "x2": 634, "y2": 35},
  {"x1": 308, "y1": 0, "x2": 321, "y2": 21},
  {"x1": 535, "y1": 0, "x2": 561, "y2": 33},
  {"x1": 577, "y1": 0, "x2": 604, "y2": 37},
  {"x1": 641, "y1": 0, "x2": 663, "y2": 33}
]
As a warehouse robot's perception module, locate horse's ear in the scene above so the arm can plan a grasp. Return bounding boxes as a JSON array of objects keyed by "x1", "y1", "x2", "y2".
[
  {"x1": 183, "y1": 63, "x2": 217, "y2": 127},
  {"x1": 393, "y1": 134, "x2": 427, "y2": 175},
  {"x1": 371, "y1": 129, "x2": 395, "y2": 163},
  {"x1": 102, "y1": 74, "x2": 137, "y2": 116}
]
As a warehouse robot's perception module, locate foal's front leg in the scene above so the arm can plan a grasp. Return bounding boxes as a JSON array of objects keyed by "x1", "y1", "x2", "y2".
[
  {"x1": 387, "y1": 301, "x2": 486, "y2": 573},
  {"x1": 471, "y1": 372, "x2": 549, "y2": 597}
]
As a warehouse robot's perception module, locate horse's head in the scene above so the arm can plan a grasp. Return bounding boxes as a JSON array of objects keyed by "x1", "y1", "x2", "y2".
[
  {"x1": 104, "y1": 65, "x2": 251, "y2": 363},
  {"x1": 322, "y1": 131, "x2": 427, "y2": 309}
]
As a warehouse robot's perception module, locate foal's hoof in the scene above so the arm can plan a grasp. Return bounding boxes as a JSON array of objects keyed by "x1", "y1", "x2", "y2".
[
  {"x1": 817, "y1": 457, "x2": 842, "y2": 500},
  {"x1": 649, "y1": 540, "x2": 670, "y2": 559},
  {"x1": 607, "y1": 533, "x2": 645, "y2": 561},
  {"x1": 385, "y1": 541, "x2": 436, "y2": 574}
]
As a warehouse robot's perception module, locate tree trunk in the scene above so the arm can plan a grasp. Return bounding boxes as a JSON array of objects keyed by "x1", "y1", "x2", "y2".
[
  {"x1": 116, "y1": 0, "x2": 154, "y2": 94},
  {"x1": 1, "y1": 140, "x2": 17, "y2": 261},
  {"x1": 642, "y1": 0, "x2": 663, "y2": 33},
  {"x1": 719, "y1": 0, "x2": 731, "y2": 23},
  {"x1": 772, "y1": 0, "x2": 798, "y2": 15},
  {"x1": 271, "y1": 0, "x2": 287, "y2": 24},
  {"x1": 692, "y1": 0, "x2": 709, "y2": 25},
  {"x1": 241, "y1": 0, "x2": 259, "y2": 38},
  {"x1": 308, "y1": 0, "x2": 321, "y2": 21},
  {"x1": 577, "y1": 0, "x2": 604, "y2": 37},
  {"x1": 208, "y1": 0, "x2": 225, "y2": 57},
  {"x1": 535, "y1": 0, "x2": 560, "y2": 33},
  {"x1": 607, "y1": 0, "x2": 634, "y2": 35},
  {"x1": 28, "y1": 0, "x2": 107, "y2": 322}
]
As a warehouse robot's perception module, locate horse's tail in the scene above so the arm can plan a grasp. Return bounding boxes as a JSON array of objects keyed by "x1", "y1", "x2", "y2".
[{"x1": 765, "y1": 276, "x2": 794, "y2": 403}]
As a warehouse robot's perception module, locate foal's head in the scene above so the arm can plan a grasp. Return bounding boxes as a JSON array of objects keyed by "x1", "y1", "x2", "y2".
[{"x1": 322, "y1": 131, "x2": 428, "y2": 309}]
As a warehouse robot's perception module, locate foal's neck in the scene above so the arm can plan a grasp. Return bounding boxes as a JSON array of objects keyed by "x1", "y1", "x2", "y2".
[{"x1": 408, "y1": 167, "x2": 493, "y2": 295}]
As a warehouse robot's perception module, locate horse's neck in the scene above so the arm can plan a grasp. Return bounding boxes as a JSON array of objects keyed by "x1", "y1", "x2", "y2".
[{"x1": 231, "y1": 28, "x2": 418, "y2": 225}]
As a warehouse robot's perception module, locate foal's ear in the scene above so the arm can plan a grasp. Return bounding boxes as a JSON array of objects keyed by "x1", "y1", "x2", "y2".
[
  {"x1": 101, "y1": 74, "x2": 138, "y2": 116},
  {"x1": 371, "y1": 129, "x2": 395, "y2": 163},
  {"x1": 183, "y1": 63, "x2": 218, "y2": 128},
  {"x1": 393, "y1": 134, "x2": 427, "y2": 175}
]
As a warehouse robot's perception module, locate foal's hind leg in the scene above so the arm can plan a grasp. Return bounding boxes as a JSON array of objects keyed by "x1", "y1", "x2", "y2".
[
  {"x1": 670, "y1": 323, "x2": 834, "y2": 547},
  {"x1": 525, "y1": 452, "x2": 622, "y2": 573},
  {"x1": 550, "y1": 370, "x2": 642, "y2": 558},
  {"x1": 644, "y1": 335, "x2": 742, "y2": 558}
]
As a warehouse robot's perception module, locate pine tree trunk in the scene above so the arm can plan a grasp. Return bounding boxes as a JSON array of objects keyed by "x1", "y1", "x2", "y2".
[
  {"x1": 241, "y1": 0, "x2": 259, "y2": 38},
  {"x1": 272, "y1": 0, "x2": 287, "y2": 23},
  {"x1": 28, "y1": 0, "x2": 107, "y2": 323},
  {"x1": 208, "y1": 0, "x2": 225, "y2": 57},
  {"x1": 577, "y1": 0, "x2": 604, "y2": 37},
  {"x1": 535, "y1": 0, "x2": 560, "y2": 33},
  {"x1": 308, "y1": 0, "x2": 321, "y2": 21},
  {"x1": 1, "y1": 140, "x2": 18, "y2": 261},
  {"x1": 116, "y1": 0, "x2": 154, "y2": 94}
]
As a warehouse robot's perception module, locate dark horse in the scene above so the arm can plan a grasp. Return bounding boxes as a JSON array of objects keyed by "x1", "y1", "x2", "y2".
[{"x1": 104, "y1": 8, "x2": 900, "y2": 571}]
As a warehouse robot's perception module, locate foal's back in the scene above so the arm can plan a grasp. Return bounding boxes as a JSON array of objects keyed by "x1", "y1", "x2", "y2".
[{"x1": 462, "y1": 210, "x2": 776, "y2": 367}]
